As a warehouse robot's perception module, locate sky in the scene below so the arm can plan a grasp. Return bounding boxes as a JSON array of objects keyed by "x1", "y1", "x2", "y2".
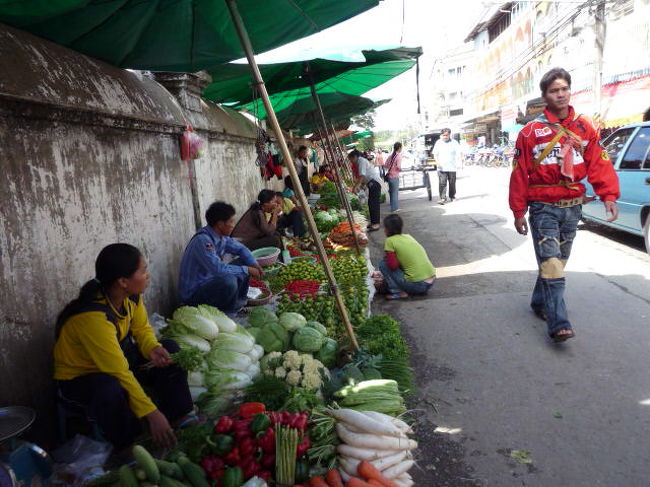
[{"x1": 245, "y1": 0, "x2": 486, "y2": 131}]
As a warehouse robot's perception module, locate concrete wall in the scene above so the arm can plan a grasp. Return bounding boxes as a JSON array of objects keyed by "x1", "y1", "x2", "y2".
[{"x1": 0, "y1": 24, "x2": 265, "y2": 441}]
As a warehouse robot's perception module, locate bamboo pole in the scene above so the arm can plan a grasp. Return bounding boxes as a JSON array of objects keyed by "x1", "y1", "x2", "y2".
[{"x1": 225, "y1": 0, "x2": 359, "y2": 350}]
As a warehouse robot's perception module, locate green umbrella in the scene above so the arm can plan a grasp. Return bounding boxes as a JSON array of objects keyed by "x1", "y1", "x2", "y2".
[
  {"x1": 203, "y1": 47, "x2": 422, "y2": 106},
  {"x1": 273, "y1": 93, "x2": 388, "y2": 133},
  {"x1": 0, "y1": 0, "x2": 380, "y2": 71}
]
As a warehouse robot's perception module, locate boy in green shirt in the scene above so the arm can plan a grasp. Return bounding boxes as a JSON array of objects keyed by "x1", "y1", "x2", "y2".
[{"x1": 379, "y1": 214, "x2": 436, "y2": 300}]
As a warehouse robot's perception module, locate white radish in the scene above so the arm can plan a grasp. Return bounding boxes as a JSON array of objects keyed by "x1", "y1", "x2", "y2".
[
  {"x1": 382, "y1": 459, "x2": 415, "y2": 479},
  {"x1": 338, "y1": 457, "x2": 359, "y2": 477},
  {"x1": 336, "y1": 423, "x2": 418, "y2": 451},
  {"x1": 393, "y1": 478, "x2": 414, "y2": 487},
  {"x1": 337, "y1": 444, "x2": 399, "y2": 461},
  {"x1": 371, "y1": 450, "x2": 408, "y2": 471},
  {"x1": 331, "y1": 409, "x2": 404, "y2": 437},
  {"x1": 340, "y1": 470, "x2": 352, "y2": 483},
  {"x1": 362, "y1": 411, "x2": 414, "y2": 434}
]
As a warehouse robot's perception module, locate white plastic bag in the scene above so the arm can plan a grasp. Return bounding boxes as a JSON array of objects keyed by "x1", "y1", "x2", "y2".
[{"x1": 51, "y1": 435, "x2": 112, "y2": 486}]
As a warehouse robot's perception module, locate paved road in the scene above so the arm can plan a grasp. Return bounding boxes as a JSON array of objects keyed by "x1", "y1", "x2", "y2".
[{"x1": 369, "y1": 166, "x2": 650, "y2": 486}]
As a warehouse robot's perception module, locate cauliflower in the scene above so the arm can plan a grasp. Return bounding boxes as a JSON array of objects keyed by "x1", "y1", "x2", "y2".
[
  {"x1": 286, "y1": 370, "x2": 302, "y2": 386},
  {"x1": 301, "y1": 369, "x2": 323, "y2": 389},
  {"x1": 283, "y1": 350, "x2": 303, "y2": 370},
  {"x1": 274, "y1": 367, "x2": 287, "y2": 379}
]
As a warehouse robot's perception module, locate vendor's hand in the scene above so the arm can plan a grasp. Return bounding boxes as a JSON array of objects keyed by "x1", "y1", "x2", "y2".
[
  {"x1": 146, "y1": 410, "x2": 176, "y2": 449},
  {"x1": 149, "y1": 346, "x2": 173, "y2": 368},
  {"x1": 604, "y1": 200, "x2": 619, "y2": 222},
  {"x1": 248, "y1": 266, "x2": 263, "y2": 280},
  {"x1": 514, "y1": 216, "x2": 528, "y2": 236}
]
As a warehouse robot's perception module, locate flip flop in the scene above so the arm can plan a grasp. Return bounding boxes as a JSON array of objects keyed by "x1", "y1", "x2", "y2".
[
  {"x1": 385, "y1": 293, "x2": 408, "y2": 300},
  {"x1": 366, "y1": 225, "x2": 380, "y2": 232},
  {"x1": 551, "y1": 329, "x2": 575, "y2": 343}
]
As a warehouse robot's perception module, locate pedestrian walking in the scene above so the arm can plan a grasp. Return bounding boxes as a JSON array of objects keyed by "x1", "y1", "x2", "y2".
[
  {"x1": 509, "y1": 67, "x2": 620, "y2": 343},
  {"x1": 349, "y1": 149, "x2": 382, "y2": 232},
  {"x1": 433, "y1": 128, "x2": 462, "y2": 204},
  {"x1": 295, "y1": 145, "x2": 311, "y2": 196},
  {"x1": 384, "y1": 142, "x2": 403, "y2": 212}
]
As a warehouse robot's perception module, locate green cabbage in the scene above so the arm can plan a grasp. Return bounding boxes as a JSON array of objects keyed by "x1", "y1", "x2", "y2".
[
  {"x1": 315, "y1": 338, "x2": 337, "y2": 368},
  {"x1": 206, "y1": 349, "x2": 252, "y2": 372},
  {"x1": 292, "y1": 327, "x2": 323, "y2": 353},
  {"x1": 305, "y1": 321, "x2": 327, "y2": 336},
  {"x1": 212, "y1": 332, "x2": 254, "y2": 354},
  {"x1": 249, "y1": 307, "x2": 278, "y2": 327},
  {"x1": 172, "y1": 306, "x2": 219, "y2": 340},
  {"x1": 197, "y1": 304, "x2": 238, "y2": 333},
  {"x1": 279, "y1": 312, "x2": 307, "y2": 332},
  {"x1": 256, "y1": 322, "x2": 290, "y2": 353}
]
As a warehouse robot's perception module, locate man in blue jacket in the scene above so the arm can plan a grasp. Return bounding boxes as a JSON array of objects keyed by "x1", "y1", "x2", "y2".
[{"x1": 179, "y1": 201, "x2": 264, "y2": 314}]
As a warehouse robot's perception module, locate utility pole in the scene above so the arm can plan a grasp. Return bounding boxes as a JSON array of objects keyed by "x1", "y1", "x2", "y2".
[{"x1": 592, "y1": 0, "x2": 606, "y2": 117}]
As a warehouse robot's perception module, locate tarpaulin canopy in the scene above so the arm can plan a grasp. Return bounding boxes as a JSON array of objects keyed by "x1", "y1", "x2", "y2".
[
  {"x1": 275, "y1": 93, "x2": 388, "y2": 134},
  {"x1": 0, "y1": 0, "x2": 380, "y2": 71},
  {"x1": 339, "y1": 130, "x2": 373, "y2": 145},
  {"x1": 203, "y1": 47, "x2": 422, "y2": 106}
]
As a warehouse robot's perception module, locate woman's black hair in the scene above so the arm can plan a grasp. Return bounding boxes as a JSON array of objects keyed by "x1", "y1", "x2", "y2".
[
  {"x1": 284, "y1": 175, "x2": 294, "y2": 190},
  {"x1": 383, "y1": 214, "x2": 403, "y2": 236},
  {"x1": 393, "y1": 142, "x2": 402, "y2": 151},
  {"x1": 248, "y1": 189, "x2": 277, "y2": 228},
  {"x1": 387, "y1": 142, "x2": 403, "y2": 167},
  {"x1": 348, "y1": 149, "x2": 362, "y2": 160},
  {"x1": 206, "y1": 201, "x2": 236, "y2": 227},
  {"x1": 55, "y1": 243, "x2": 142, "y2": 337},
  {"x1": 298, "y1": 145, "x2": 308, "y2": 153}
]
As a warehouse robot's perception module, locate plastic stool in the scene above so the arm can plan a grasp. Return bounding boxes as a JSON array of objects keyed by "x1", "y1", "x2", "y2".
[{"x1": 56, "y1": 391, "x2": 102, "y2": 442}]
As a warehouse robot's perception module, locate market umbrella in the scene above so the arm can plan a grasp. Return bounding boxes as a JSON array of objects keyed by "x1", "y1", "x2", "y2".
[
  {"x1": 203, "y1": 47, "x2": 422, "y2": 106},
  {"x1": 0, "y1": 0, "x2": 380, "y2": 71}
]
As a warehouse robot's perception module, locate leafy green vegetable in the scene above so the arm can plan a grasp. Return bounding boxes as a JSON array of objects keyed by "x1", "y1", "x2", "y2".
[
  {"x1": 305, "y1": 321, "x2": 327, "y2": 336},
  {"x1": 204, "y1": 369, "x2": 252, "y2": 390},
  {"x1": 211, "y1": 332, "x2": 254, "y2": 354},
  {"x1": 280, "y1": 387, "x2": 324, "y2": 412},
  {"x1": 279, "y1": 312, "x2": 307, "y2": 332},
  {"x1": 197, "y1": 304, "x2": 237, "y2": 333},
  {"x1": 242, "y1": 376, "x2": 290, "y2": 411},
  {"x1": 256, "y1": 322, "x2": 290, "y2": 353},
  {"x1": 171, "y1": 347, "x2": 205, "y2": 371},
  {"x1": 205, "y1": 349, "x2": 252, "y2": 372},
  {"x1": 249, "y1": 307, "x2": 278, "y2": 327},
  {"x1": 315, "y1": 338, "x2": 337, "y2": 368},
  {"x1": 292, "y1": 327, "x2": 323, "y2": 352},
  {"x1": 172, "y1": 306, "x2": 219, "y2": 340}
]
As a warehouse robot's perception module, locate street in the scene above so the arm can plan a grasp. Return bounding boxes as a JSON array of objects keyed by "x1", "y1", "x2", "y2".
[{"x1": 369, "y1": 166, "x2": 650, "y2": 486}]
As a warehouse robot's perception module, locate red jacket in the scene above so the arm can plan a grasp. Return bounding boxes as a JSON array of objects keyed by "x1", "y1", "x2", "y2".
[{"x1": 509, "y1": 106, "x2": 620, "y2": 218}]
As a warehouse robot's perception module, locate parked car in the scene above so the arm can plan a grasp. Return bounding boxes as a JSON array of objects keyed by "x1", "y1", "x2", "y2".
[{"x1": 582, "y1": 121, "x2": 650, "y2": 253}]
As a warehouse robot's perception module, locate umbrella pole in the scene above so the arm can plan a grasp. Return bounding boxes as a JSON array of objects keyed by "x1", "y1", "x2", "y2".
[
  {"x1": 225, "y1": 0, "x2": 359, "y2": 350},
  {"x1": 330, "y1": 123, "x2": 354, "y2": 182}
]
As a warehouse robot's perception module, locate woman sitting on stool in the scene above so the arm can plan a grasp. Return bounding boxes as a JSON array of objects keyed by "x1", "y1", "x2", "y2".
[
  {"x1": 231, "y1": 189, "x2": 283, "y2": 251},
  {"x1": 54, "y1": 244, "x2": 194, "y2": 453}
]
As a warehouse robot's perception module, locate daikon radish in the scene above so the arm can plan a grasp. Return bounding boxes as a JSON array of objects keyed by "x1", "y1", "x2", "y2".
[
  {"x1": 381, "y1": 460, "x2": 414, "y2": 480},
  {"x1": 336, "y1": 424, "x2": 418, "y2": 451},
  {"x1": 340, "y1": 470, "x2": 352, "y2": 483},
  {"x1": 392, "y1": 478, "x2": 414, "y2": 487},
  {"x1": 370, "y1": 451, "x2": 407, "y2": 472},
  {"x1": 331, "y1": 409, "x2": 404, "y2": 437},
  {"x1": 361, "y1": 411, "x2": 414, "y2": 435},
  {"x1": 338, "y1": 457, "x2": 359, "y2": 477},
  {"x1": 337, "y1": 444, "x2": 399, "y2": 461}
]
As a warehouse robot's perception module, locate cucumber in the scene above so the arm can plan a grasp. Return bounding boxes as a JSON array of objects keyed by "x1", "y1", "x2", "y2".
[
  {"x1": 176, "y1": 457, "x2": 209, "y2": 487},
  {"x1": 159, "y1": 475, "x2": 188, "y2": 487},
  {"x1": 133, "y1": 445, "x2": 160, "y2": 483},
  {"x1": 155, "y1": 460, "x2": 184, "y2": 480},
  {"x1": 135, "y1": 469, "x2": 147, "y2": 481},
  {"x1": 118, "y1": 465, "x2": 138, "y2": 487}
]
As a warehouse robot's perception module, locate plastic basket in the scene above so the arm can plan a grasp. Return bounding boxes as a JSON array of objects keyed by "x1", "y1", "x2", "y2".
[{"x1": 251, "y1": 247, "x2": 281, "y2": 267}]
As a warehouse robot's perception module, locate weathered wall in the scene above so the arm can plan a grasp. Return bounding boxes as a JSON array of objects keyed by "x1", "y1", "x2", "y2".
[{"x1": 0, "y1": 24, "x2": 263, "y2": 441}]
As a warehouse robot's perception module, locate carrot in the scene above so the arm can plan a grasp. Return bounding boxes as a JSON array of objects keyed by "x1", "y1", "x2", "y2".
[
  {"x1": 345, "y1": 479, "x2": 374, "y2": 487},
  {"x1": 326, "y1": 469, "x2": 344, "y2": 487},
  {"x1": 367, "y1": 481, "x2": 384, "y2": 487},
  {"x1": 309, "y1": 477, "x2": 330, "y2": 487},
  {"x1": 357, "y1": 461, "x2": 398, "y2": 487}
]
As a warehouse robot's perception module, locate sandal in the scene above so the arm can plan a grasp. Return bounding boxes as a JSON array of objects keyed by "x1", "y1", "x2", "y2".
[
  {"x1": 385, "y1": 292, "x2": 408, "y2": 301},
  {"x1": 531, "y1": 306, "x2": 547, "y2": 321},
  {"x1": 551, "y1": 329, "x2": 575, "y2": 343},
  {"x1": 366, "y1": 225, "x2": 380, "y2": 232}
]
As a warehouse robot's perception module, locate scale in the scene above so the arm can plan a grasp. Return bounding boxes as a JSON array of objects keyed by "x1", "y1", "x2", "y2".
[{"x1": 0, "y1": 407, "x2": 52, "y2": 487}]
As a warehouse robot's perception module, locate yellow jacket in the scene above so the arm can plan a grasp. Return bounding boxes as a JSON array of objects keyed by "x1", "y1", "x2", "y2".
[{"x1": 54, "y1": 294, "x2": 161, "y2": 417}]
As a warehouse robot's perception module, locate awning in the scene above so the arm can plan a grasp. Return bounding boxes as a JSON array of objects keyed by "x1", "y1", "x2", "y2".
[
  {"x1": 203, "y1": 47, "x2": 422, "y2": 106},
  {"x1": 0, "y1": 0, "x2": 380, "y2": 71}
]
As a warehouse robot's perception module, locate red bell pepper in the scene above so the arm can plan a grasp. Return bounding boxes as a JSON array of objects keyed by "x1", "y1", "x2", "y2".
[
  {"x1": 209, "y1": 468, "x2": 224, "y2": 481},
  {"x1": 214, "y1": 416, "x2": 234, "y2": 434},
  {"x1": 240, "y1": 457, "x2": 262, "y2": 479},
  {"x1": 257, "y1": 470, "x2": 272, "y2": 482},
  {"x1": 223, "y1": 447, "x2": 241, "y2": 466},
  {"x1": 293, "y1": 413, "x2": 308, "y2": 431},
  {"x1": 239, "y1": 437, "x2": 257, "y2": 459},
  {"x1": 296, "y1": 435, "x2": 311, "y2": 458},
  {"x1": 258, "y1": 427, "x2": 275, "y2": 453},
  {"x1": 232, "y1": 418, "x2": 254, "y2": 441},
  {"x1": 260, "y1": 453, "x2": 275, "y2": 469},
  {"x1": 239, "y1": 402, "x2": 266, "y2": 419}
]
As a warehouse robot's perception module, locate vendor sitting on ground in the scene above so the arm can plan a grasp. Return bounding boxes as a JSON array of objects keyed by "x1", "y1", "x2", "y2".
[
  {"x1": 179, "y1": 201, "x2": 263, "y2": 313},
  {"x1": 378, "y1": 214, "x2": 436, "y2": 300},
  {"x1": 231, "y1": 189, "x2": 283, "y2": 251},
  {"x1": 54, "y1": 244, "x2": 195, "y2": 452},
  {"x1": 310, "y1": 165, "x2": 331, "y2": 192},
  {"x1": 273, "y1": 192, "x2": 306, "y2": 238}
]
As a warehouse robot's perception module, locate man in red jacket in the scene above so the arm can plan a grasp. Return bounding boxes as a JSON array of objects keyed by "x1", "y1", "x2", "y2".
[{"x1": 509, "y1": 67, "x2": 620, "y2": 342}]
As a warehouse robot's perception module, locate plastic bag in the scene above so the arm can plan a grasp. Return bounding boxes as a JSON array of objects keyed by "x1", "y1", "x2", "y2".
[
  {"x1": 242, "y1": 477, "x2": 267, "y2": 487},
  {"x1": 51, "y1": 435, "x2": 112, "y2": 486},
  {"x1": 180, "y1": 126, "x2": 206, "y2": 160}
]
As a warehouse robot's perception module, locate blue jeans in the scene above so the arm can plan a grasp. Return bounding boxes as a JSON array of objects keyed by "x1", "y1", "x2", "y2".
[
  {"x1": 528, "y1": 202, "x2": 581, "y2": 336},
  {"x1": 379, "y1": 259, "x2": 433, "y2": 295},
  {"x1": 185, "y1": 272, "x2": 249, "y2": 314},
  {"x1": 388, "y1": 177, "x2": 400, "y2": 211}
]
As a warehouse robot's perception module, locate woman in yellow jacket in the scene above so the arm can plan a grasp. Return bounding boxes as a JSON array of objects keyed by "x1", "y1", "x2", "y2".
[{"x1": 54, "y1": 244, "x2": 193, "y2": 451}]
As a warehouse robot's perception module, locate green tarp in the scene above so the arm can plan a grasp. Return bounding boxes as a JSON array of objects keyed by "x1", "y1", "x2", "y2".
[
  {"x1": 0, "y1": 0, "x2": 380, "y2": 71},
  {"x1": 339, "y1": 130, "x2": 373, "y2": 145},
  {"x1": 203, "y1": 47, "x2": 422, "y2": 106}
]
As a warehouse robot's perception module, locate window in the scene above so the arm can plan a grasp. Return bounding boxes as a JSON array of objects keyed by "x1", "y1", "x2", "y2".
[
  {"x1": 488, "y1": 12, "x2": 511, "y2": 42},
  {"x1": 620, "y1": 128, "x2": 650, "y2": 170},
  {"x1": 603, "y1": 127, "x2": 635, "y2": 163},
  {"x1": 450, "y1": 108, "x2": 464, "y2": 117}
]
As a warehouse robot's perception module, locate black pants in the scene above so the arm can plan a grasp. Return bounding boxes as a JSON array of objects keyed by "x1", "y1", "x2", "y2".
[
  {"x1": 367, "y1": 180, "x2": 381, "y2": 225},
  {"x1": 58, "y1": 339, "x2": 192, "y2": 449},
  {"x1": 278, "y1": 210, "x2": 306, "y2": 237},
  {"x1": 438, "y1": 171, "x2": 456, "y2": 200}
]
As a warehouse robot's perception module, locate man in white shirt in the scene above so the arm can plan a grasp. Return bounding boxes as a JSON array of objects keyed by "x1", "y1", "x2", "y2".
[{"x1": 432, "y1": 128, "x2": 463, "y2": 204}]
